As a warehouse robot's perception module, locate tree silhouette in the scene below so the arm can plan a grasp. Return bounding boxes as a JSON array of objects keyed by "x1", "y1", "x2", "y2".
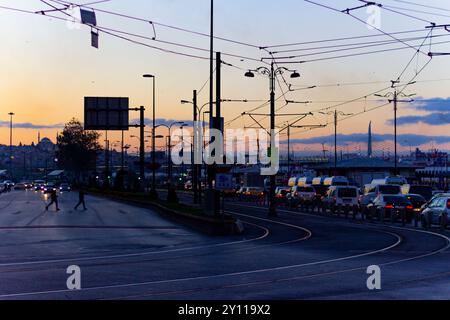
[{"x1": 56, "y1": 118, "x2": 101, "y2": 182}]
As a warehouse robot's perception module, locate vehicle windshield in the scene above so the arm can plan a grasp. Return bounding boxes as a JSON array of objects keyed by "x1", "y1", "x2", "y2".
[
  {"x1": 378, "y1": 185, "x2": 401, "y2": 194},
  {"x1": 338, "y1": 188, "x2": 357, "y2": 198},
  {"x1": 383, "y1": 196, "x2": 410, "y2": 205}
]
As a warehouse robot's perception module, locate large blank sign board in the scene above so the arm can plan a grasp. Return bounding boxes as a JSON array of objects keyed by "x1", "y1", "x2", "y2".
[{"x1": 84, "y1": 97, "x2": 129, "y2": 131}]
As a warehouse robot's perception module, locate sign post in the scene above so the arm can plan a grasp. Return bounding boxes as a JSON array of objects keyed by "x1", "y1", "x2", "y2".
[{"x1": 84, "y1": 97, "x2": 146, "y2": 189}]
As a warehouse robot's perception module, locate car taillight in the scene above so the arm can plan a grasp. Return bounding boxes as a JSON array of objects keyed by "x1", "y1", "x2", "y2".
[
  {"x1": 406, "y1": 205, "x2": 413, "y2": 210},
  {"x1": 447, "y1": 200, "x2": 450, "y2": 209},
  {"x1": 385, "y1": 204, "x2": 394, "y2": 209}
]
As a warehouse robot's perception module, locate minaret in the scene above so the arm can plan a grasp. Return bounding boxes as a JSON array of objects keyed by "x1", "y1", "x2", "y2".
[
  {"x1": 38, "y1": 132, "x2": 41, "y2": 144},
  {"x1": 368, "y1": 121, "x2": 373, "y2": 158}
]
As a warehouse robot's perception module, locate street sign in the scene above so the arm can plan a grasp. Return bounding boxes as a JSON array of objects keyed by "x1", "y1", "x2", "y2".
[
  {"x1": 216, "y1": 173, "x2": 233, "y2": 190},
  {"x1": 84, "y1": 97, "x2": 129, "y2": 131},
  {"x1": 80, "y1": 9, "x2": 97, "y2": 26}
]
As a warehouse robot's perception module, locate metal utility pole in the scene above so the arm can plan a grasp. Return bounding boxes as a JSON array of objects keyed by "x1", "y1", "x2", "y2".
[
  {"x1": 193, "y1": 90, "x2": 199, "y2": 204},
  {"x1": 393, "y1": 90, "x2": 398, "y2": 172},
  {"x1": 143, "y1": 74, "x2": 157, "y2": 197},
  {"x1": 334, "y1": 110, "x2": 338, "y2": 170},
  {"x1": 269, "y1": 62, "x2": 276, "y2": 217},
  {"x1": 319, "y1": 110, "x2": 352, "y2": 173},
  {"x1": 105, "y1": 130, "x2": 110, "y2": 188},
  {"x1": 139, "y1": 106, "x2": 145, "y2": 184},
  {"x1": 208, "y1": 0, "x2": 214, "y2": 191},
  {"x1": 121, "y1": 130, "x2": 124, "y2": 173},
  {"x1": 8, "y1": 112, "x2": 14, "y2": 179},
  {"x1": 152, "y1": 79, "x2": 156, "y2": 194},
  {"x1": 287, "y1": 125, "x2": 291, "y2": 174},
  {"x1": 375, "y1": 87, "x2": 414, "y2": 175}
]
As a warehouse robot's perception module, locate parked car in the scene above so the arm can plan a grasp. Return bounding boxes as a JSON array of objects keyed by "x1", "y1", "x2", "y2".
[
  {"x1": 420, "y1": 196, "x2": 449, "y2": 228},
  {"x1": 404, "y1": 194, "x2": 427, "y2": 214},
  {"x1": 367, "y1": 195, "x2": 414, "y2": 221},
  {"x1": 33, "y1": 180, "x2": 46, "y2": 192},
  {"x1": 323, "y1": 186, "x2": 359, "y2": 215},
  {"x1": 59, "y1": 183, "x2": 71, "y2": 192},
  {"x1": 275, "y1": 187, "x2": 291, "y2": 204},
  {"x1": 43, "y1": 183, "x2": 57, "y2": 194},
  {"x1": 24, "y1": 182, "x2": 33, "y2": 189},
  {"x1": 244, "y1": 187, "x2": 265, "y2": 198},
  {"x1": 14, "y1": 183, "x2": 27, "y2": 190},
  {"x1": 359, "y1": 192, "x2": 377, "y2": 216},
  {"x1": 287, "y1": 186, "x2": 316, "y2": 207},
  {"x1": 2, "y1": 180, "x2": 14, "y2": 189},
  {"x1": 184, "y1": 180, "x2": 193, "y2": 190}
]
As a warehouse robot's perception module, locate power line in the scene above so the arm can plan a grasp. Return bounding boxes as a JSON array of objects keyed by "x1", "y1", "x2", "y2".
[
  {"x1": 304, "y1": 0, "x2": 430, "y2": 56},
  {"x1": 389, "y1": 0, "x2": 450, "y2": 13},
  {"x1": 269, "y1": 33, "x2": 448, "y2": 60},
  {"x1": 263, "y1": 28, "x2": 428, "y2": 49},
  {"x1": 50, "y1": 0, "x2": 262, "y2": 49},
  {"x1": 270, "y1": 33, "x2": 447, "y2": 56}
]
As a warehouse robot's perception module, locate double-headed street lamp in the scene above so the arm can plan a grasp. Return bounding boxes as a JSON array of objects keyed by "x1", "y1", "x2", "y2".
[
  {"x1": 244, "y1": 63, "x2": 300, "y2": 217},
  {"x1": 319, "y1": 110, "x2": 353, "y2": 171},
  {"x1": 375, "y1": 90, "x2": 414, "y2": 173},
  {"x1": 142, "y1": 74, "x2": 157, "y2": 197}
]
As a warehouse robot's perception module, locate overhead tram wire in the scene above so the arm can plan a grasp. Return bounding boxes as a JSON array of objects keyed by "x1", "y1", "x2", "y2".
[
  {"x1": 382, "y1": 4, "x2": 450, "y2": 19},
  {"x1": 304, "y1": 0, "x2": 430, "y2": 56},
  {"x1": 0, "y1": 4, "x2": 265, "y2": 66},
  {"x1": 262, "y1": 28, "x2": 430, "y2": 50},
  {"x1": 270, "y1": 37, "x2": 450, "y2": 65},
  {"x1": 50, "y1": 0, "x2": 262, "y2": 50},
  {"x1": 269, "y1": 32, "x2": 444, "y2": 55},
  {"x1": 269, "y1": 35, "x2": 448, "y2": 60},
  {"x1": 389, "y1": 0, "x2": 450, "y2": 13}
]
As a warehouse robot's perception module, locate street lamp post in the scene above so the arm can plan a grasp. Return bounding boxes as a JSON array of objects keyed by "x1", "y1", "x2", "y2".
[
  {"x1": 244, "y1": 63, "x2": 300, "y2": 217},
  {"x1": 143, "y1": 74, "x2": 157, "y2": 198},
  {"x1": 8, "y1": 112, "x2": 14, "y2": 179}
]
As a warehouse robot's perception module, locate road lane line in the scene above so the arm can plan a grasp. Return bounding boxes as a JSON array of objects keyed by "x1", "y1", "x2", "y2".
[
  {"x1": 0, "y1": 211, "x2": 401, "y2": 299},
  {"x1": 0, "y1": 221, "x2": 269, "y2": 268}
]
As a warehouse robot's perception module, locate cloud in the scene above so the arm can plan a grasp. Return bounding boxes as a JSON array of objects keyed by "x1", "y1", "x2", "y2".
[
  {"x1": 283, "y1": 133, "x2": 450, "y2": 147},
  {"x1": 384, "y1": 97, "x2": 450, "y2": 126},
  {"x1": 386, "y1": 113, "x2": 450, "y2": 126},
  {"x1": 409, "y1": 97, "x2": 450, "y2": 112},
  {"x1": 0, "y1": 120, "x2": 64, "y2": 129}
]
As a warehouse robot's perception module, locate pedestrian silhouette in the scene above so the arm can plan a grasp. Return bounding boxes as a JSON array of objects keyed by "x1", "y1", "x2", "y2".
[
  {"x1": 46, "y1": 190, "x2": 60, "y2": 211},
  {"x1": 74, "y1": 189, "x2": 87, "y2": 210}
]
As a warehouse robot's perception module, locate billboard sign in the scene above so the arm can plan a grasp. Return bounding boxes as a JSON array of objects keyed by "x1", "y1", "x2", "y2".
[{"x1": 84, "y1": 97, "x2": 129, "y2": 131}]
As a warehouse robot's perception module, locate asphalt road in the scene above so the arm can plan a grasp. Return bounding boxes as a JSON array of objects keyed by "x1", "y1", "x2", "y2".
[{"x1": 0, "y1": 190, "x2": 448, "y2": 300}]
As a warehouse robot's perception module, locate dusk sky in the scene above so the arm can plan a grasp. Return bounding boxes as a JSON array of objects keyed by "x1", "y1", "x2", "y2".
[{"x1": 1, "y1": 0, "x2": 450, "y2": 154}]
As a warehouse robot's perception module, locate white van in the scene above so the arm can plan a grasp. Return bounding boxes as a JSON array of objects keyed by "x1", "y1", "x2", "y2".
[
  {"x1": 297, "y1": 177, "x2": 313, "y2": 187},
  {"x1": 323, "y1": 176, "x2": 349, "y2": 187},
  {"x1": 323, "y1": 186, "x2": 359, "y2": 214}
]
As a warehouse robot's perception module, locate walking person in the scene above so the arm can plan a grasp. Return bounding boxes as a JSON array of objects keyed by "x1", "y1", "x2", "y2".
[
  {"x1": 74, "y1": 189, "x2": 87, "y2": 211},
  {"x1": 46, "y1": 189, "x2": 60, "y2": 211}
]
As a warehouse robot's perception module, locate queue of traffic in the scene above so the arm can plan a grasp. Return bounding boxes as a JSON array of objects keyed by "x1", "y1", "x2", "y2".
[
  {"x1": 0, "y1": 180, "x2": 71, "y2": 194},
  {"x1": 235, "y1": 176, "x2": 448, "y2": 229}
]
